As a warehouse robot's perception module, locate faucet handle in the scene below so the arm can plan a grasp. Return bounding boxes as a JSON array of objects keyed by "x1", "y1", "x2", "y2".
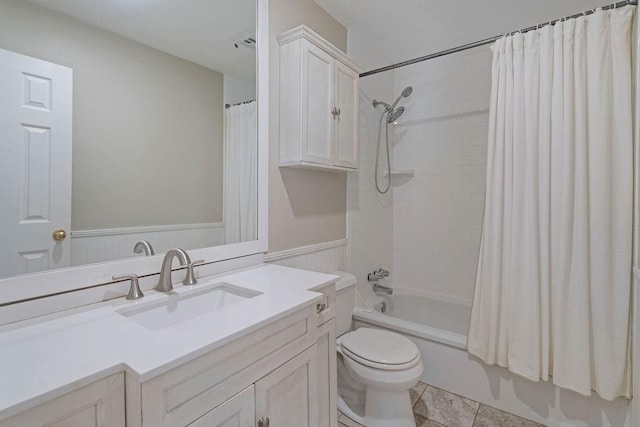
[
  {"x1": 183, "y1": 259, "x2": 205, "y2": 286},
  {"x1": 377, "y1": 268, "x2": 390, "y2": 277},
  {"x1": 113, "y1": 274, "x2": 144, "y2": 300},
  {"x1": 368, "y1": 271, "x2": 382, "y2": 282}
]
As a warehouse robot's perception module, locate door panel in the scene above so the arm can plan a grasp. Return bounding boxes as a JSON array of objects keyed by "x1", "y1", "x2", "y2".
[
  {"x1": 189, "y1": 385, "x2": 255, "y2": 427},
  {"x1": 0, "y1": 48, "x2": 72, "y2": 279},
  {"x1": 301, "y1": 40, "x2": 334, "y2": 165},
  {"x1": 334, "y1": 61, "x2": 358, "y2": 168},
  {"x1": 255, "y1": 345, "x2": 318, "y2": 427}
]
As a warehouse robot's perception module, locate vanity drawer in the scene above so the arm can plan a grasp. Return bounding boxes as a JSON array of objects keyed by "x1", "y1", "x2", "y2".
[
  {"x1": 313, "y1": 282, "x2": 336, "y2": 325},
  {"x1": 140, "y1": 306, "x2": 316, "y2": 427}
]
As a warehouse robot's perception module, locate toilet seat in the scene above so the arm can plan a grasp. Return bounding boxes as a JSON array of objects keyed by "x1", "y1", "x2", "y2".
[{"x1": 340, "y1": 328, "x2": 421, "y2": 371}]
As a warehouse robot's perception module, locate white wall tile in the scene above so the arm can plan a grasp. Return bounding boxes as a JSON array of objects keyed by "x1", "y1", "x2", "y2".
[
  {"x1": 347, "y1": 43, "x2": 491, "y2": 306},
  {"x1": 390, "y1": 46, "x2": 491, "y2": 305}
]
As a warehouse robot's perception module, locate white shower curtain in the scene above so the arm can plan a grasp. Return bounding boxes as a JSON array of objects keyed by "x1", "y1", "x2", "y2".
[
  {"x1": 224, "y1": 101, "x2": 257, "y2": 244},
  {"x1": 467, "y1": 7, "x2": 634, "y2": 400}
]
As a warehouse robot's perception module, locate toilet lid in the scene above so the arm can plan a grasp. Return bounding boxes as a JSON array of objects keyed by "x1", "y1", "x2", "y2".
[{"x1": 341, "y1": 328, "x2": 420, "y2": 366}]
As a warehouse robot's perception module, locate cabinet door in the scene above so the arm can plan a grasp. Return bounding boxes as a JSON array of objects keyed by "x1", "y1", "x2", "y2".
[
  {"x1": 334, "y1": 61, "x2": 359, "y2": 169},
  {"x1": 0, "y1": 373, "x2": 125, "y2": 427},
  {"x1": 317, "y1": 319, "x2": 337, "y2": 427},
  {"x1": 301, "y1": 40, "x2": 334, "y2": 165},
  {"x1": 189, "y1": 385, "x2": 254, "y2": 427},
  {"x1": 255, "y1": 345, "x2": 318, "y2": 427}
]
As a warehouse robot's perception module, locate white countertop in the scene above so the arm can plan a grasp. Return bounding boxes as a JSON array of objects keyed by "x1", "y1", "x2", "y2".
[{"x1": 0, "y1": 264, "x2": 338, "y2": 420}]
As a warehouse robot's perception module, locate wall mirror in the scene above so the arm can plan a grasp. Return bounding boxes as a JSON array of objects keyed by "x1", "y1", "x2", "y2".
[{"x1": 0, "y1": 0, "x2": 268, "y2": 300}]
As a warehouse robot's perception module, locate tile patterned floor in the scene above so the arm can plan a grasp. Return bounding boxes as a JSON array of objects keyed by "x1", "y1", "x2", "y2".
[{"x1": 338, "y1": 382, "x2": 545, "y2": 427}]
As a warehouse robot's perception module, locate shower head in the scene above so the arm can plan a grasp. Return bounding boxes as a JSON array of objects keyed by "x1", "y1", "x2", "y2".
[
  {"x1": 373, "y1": 86, "x2": 412, "y2": 123},
  {"x1": 389, "y1": 86, "x2": 413, "y2": 112},
  {"x1": 388, "y1": 106, "x2": 405, "y2": 123}
]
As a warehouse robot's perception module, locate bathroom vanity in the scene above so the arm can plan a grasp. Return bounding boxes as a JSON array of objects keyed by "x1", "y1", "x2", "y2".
[{"x1": 0, "y1": 265, "x2": 339, "y2": 427}]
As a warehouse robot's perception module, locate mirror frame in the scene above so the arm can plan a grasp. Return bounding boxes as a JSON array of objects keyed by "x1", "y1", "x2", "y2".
[{"x1": 0, "y1": 0, "x2": 269, "y2": 306}]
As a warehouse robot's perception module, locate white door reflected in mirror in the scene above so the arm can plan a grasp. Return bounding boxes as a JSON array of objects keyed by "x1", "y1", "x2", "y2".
[
  {"x1": 0, "y1": 0, "x2": 258, "y2": 281},
  {"x1": 0, "y1": 49, "x2": 73, "y2": 278}
]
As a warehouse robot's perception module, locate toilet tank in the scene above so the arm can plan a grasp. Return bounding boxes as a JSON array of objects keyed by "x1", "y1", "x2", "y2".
[{"x1": 332, "y1": 271, "x2": 357, "y2": 336}]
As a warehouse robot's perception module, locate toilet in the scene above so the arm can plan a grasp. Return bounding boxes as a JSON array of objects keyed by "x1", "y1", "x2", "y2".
[{"x1": 334, "y1": 272, "x2": 423, "y2": 427}]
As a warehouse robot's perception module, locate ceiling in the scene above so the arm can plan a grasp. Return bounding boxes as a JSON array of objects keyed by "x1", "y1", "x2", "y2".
[
  {"x1": 314, "y1": 0, "x2": 613, "y2": 70},
  {"x1": 27, "y1": 0, "x2": 257, "y2": 82}
]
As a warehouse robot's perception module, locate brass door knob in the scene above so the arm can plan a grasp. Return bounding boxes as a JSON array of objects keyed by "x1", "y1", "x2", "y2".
[{"x1": 52, "y1": 229, "x2": 67, "y2": 241}]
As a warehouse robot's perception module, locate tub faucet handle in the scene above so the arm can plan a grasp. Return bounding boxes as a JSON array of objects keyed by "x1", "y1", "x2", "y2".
[
  {"x1": 368, "y1": 271, "x2": 383, "y2": 282},
  {"x1": 377, "y1": 268, "x2": 390, "y2": 277}
]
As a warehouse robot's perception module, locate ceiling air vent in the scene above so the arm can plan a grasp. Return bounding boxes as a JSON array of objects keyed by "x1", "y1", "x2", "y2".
[{"x1": 235, "y1": 35, "x2": 256, "y2": 49}]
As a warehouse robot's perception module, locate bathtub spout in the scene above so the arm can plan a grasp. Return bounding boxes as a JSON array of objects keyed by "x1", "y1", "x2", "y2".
[{"x1": 373, "y1": 283, "x2": 393, "y2": 295}]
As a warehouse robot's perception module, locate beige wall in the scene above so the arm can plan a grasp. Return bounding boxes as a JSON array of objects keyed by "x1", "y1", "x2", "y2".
[
  {"x1": 268, "y1": 0, "x2": 349, "y2": 252},
  {"x1": 0, "y1": 0, "x2": 224, "y2": 230}
]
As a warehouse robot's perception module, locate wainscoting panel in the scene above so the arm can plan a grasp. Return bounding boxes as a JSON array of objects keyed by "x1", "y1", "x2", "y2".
[
  {"x1": 265, "y1": 239, "x2": 347, "y2": 273},
  {"x1": 70, "y1": 223, "x2": 225, "y2": 266}
]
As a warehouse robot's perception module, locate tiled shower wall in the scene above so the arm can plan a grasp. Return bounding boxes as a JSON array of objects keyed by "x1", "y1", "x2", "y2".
[
  {"x1": 390, "y1": 46, "x2": 492, "y2": 304},
  {"x1": 347, "y1": 70, "x2": 395, "y2": 305}
]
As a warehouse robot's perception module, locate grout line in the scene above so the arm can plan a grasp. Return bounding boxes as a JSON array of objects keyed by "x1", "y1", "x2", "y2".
[
  {"x1": 472, "y1": 402, "x2": 481, "y2": 426},
  {"x1": 412, "y1": 382, "x2": 428, "y2": 408}
]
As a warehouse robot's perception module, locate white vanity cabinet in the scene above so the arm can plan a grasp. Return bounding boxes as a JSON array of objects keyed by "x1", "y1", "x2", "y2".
[
  {"x1": 0, "y1": 272, "x2": 340, "y2": 427},
  {"x1": 188, "y1": 385, "x2": 255, "y2": 427},
  {"x1": 0, "y1": 373, "x2": 125, "y2": 427},
  {"x1": 187, "y1": 345, "x2": 318, "y2": 427},
  {"x1": 317, "y1": 318, "x2": 337, "y2": 427},
  {"x1": 278, "y1": 25, "x2": 362, "y2": 172},
  {"x1": 313, "y1": 282, "x2": 338, "y2": 427},
  {"x1": 255, "y1": 345, "x2": 319, "y2": 427},
  {"x1": 127, "y1": 304, "x2": 320, "y2": 427}
]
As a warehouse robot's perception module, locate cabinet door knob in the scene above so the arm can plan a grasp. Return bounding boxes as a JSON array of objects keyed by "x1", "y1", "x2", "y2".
[
  {"x1": 316, "y1": 302, "x2": 327, "y2": 313},
  {"x1": 258, "y1": 416, "x2": 270, "y2": 427},
  {"x1": 331, "y1": 106, "x2": 339, "y2": 117}
]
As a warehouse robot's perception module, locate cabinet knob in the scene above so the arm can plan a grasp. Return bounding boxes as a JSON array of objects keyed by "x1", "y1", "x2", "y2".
[
  {"x1": 258, "y1": 417, "x2": 270, "y2": 427},
  {"x1": 331, "y1": 106, "x2": 340, "y2": 117},
  {"x1": 316, "y1": 302, "x2": 327, "y2": 313}
]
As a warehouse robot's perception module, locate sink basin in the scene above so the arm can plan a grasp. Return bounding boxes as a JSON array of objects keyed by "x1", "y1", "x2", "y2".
[{"x1": 117, "y1": 283, "x2": 261, "y2": 331}]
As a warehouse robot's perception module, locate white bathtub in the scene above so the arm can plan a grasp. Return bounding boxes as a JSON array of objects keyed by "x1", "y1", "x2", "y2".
[
  {"x1": 353, "y1": 289, "x2": 470, "y2": 349},
  {"x1": 352, "y1": 288, "x2": 630, "y2": 427}
]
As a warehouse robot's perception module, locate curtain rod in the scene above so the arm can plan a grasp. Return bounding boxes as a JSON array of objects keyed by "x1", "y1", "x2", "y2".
[
  {"x1": 360, "y1": 0, "x2": 637, "y2": 78},
  {"x1": 225, "y1": 99, "x2": 256, "y2": 109}
]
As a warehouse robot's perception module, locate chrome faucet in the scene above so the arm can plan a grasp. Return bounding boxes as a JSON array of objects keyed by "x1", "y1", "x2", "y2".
[
  {"x1": 373, "y1": 283, "x2": 393, "y2": 295},
  {"x1": 368, "y1": 268, "x2": 390, "y2": 282},
  {"x1": 156, "y1": 248, "x2": 191, "y2": 292},
  {"x1": 133, "y1": 240, "x2": 155, "y2": 256}
]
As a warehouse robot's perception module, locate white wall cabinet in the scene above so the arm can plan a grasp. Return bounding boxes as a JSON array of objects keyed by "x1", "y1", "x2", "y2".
[
  {"x1": 278, "y1": 25, "x2": 362, "y2": 172},
  {"x1": 0, "y1": 373, "x2": 125, "y2": 427}
]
